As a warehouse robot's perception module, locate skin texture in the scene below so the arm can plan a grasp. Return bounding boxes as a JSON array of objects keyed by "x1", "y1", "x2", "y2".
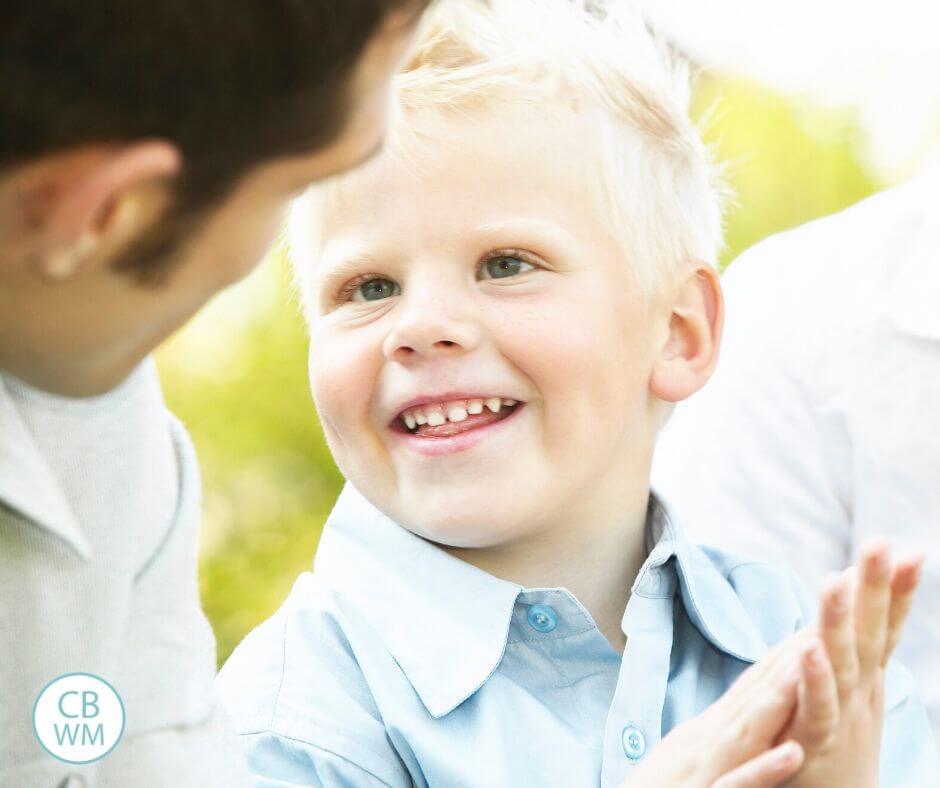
[
  {"x1": 303, "y1": 104, "x2": 723, "y2": 655},
  {"x1": 0, "y1": 7, "x2": 423, "y2": 397}
]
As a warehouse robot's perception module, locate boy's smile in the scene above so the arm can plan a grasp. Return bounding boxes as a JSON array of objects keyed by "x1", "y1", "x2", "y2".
[
  {"x1": 304, "y1": 104, "x2": 671, "y2": 552},
  {"x1": 389, "y1": 394, "x2": 523, "y2": 455}
]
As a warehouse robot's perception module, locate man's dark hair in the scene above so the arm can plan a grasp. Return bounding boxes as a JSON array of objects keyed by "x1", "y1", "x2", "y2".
[{"x1": 0, "y1": 0, "x2": 423, "y2": 282}]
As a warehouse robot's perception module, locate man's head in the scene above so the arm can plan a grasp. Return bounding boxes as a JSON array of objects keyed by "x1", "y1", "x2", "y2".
[
  {"x1": 292, "y1": 0, "x2": 725, "y2": 551},
  {"x1": 0, "y1": 0, "x2": 427, "y2": 394}
]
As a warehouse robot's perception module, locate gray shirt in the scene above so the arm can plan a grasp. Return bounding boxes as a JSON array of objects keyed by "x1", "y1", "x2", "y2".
[{"x1": 0, "y1": 360, "x2": 250, "y2": 787}]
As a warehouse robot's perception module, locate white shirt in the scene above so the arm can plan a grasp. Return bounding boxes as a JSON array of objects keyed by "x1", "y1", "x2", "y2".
[
  {"x1": 653, "y1": 159, "x2": 940, "y2": 745},
  {"x1": 0, "y1": 360, "x2": 250, "y2": 787}
]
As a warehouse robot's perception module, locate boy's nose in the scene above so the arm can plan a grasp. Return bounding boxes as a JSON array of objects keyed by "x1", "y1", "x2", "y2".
[{"x1": 382, "y1": 305, "x2": 481, "y2": 363}]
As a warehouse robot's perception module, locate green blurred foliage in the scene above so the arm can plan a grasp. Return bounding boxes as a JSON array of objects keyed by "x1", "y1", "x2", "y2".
[
  {"x1": 693, "y1": 75, "x2": 880, "y2": 268},
  {"x1": 158, "y1": 75, "x2": 883, "y2": 667},
  {"x1": 159, "y1": 255, "x2": 344, "y2": 663}
]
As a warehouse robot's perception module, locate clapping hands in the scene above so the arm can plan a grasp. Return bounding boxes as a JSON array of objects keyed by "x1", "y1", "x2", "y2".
[
  {"x1": 777, "y1": 540, "x2": 923, "y2": 787},
  {"x1": 619, "y1": 541, "x2": 923, "y2": 788}
]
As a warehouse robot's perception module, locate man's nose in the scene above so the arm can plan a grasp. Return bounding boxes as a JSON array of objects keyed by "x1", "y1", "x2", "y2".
[{"x1": 382, "y1": 295, "x2": 482, "y2": 363}]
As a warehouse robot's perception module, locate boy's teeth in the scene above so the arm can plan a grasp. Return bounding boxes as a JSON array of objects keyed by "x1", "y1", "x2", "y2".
[
  {"x1": 447, "y1": 405, "x2": 468, "y2": 422},
  {"x1": 402, "y1": 397, "x2": 522, "y2": 430}
]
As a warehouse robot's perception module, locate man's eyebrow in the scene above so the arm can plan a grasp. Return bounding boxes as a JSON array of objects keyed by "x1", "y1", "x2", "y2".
[{"x1": 387, "y1": 0, "x2": 433, "y2": 33}]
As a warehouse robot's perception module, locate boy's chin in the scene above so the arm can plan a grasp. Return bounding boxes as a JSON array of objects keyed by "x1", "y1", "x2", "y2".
[
  {"x1": 392, "y1": 499, "x2": 536, "y2": 551},
  {"x1": 354, "y1": 472, "x2": 549, "y2": 549}
]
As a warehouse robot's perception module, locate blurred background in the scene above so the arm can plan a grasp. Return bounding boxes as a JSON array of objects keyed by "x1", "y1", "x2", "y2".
[{"x1": 156, "y1": 1, "x2": 940, "y2": 666}]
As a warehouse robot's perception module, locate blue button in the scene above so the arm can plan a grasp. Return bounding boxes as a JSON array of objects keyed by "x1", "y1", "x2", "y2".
[
  {"x1": 621, "y1": 725, "x2": 646, "y2": 760},
  {"x1": 526, "y1": 604, "x2": 558, "y2": 633}
]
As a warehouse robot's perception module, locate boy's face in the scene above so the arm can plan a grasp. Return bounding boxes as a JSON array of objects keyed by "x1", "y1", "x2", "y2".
[{"x1": 308, "y1": 107, "x2": 670, "y2": 548}]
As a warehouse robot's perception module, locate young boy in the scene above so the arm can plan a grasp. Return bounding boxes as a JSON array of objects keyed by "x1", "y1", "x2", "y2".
[{"x1": 218, "y1": 1, "x2": 938, "y2": 785}]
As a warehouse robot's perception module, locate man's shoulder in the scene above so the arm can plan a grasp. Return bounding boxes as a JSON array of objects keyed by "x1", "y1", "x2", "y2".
[
  {"x1": 724, "y1": 176, "x2": 936, "y2": 328},
  {"x1": 0, "y1": 357, "x2": 181, "y2": 560},
  {"x1": 710, "y1": 177, "x2": 937, "y2": 374}
]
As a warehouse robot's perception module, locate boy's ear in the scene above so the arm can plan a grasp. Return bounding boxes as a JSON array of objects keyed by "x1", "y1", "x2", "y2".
[
  {"x1": 31, "y1": 140, "x2": 182, "y2": 280},
  {"x1": 649, "y1": 262, "x2": 724, "y2": 403}
]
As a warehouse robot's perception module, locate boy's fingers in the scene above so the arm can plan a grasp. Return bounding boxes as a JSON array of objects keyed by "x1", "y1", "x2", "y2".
[
  {"x1": 715, "y1": 632, "x2": 806, "y2": 725},
  {"x1": 728, "y1": 629, "x2": 808, "y2": 691},
  {"x1": 789, "y1": 638, "x2": 839, "y2": 749},
  {"x1": 710, "y1": 741, "x2": 804, "y2": 788},
  {"x1": 819, "y1": 572, "x2": 858, "y2": 695},
  {"x1": 883, "y1": 555, "x2": 924, "y2": 665},
  {"x1": 854, "y1": 540, "x2": 892, "y2": 675},
  {"x1": 697, "y1": 640, "x2": 804, "y2": 773},
  {"x1": 712, "y1": 663, "x2": 801, "y2": 759}
]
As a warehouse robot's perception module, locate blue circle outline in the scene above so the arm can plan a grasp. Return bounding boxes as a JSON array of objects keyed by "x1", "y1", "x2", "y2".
[
  {"x1": 621, "y1": 721, "x2": 646, "y2": 760},
  {"x1": 526, "y1": 603, "x2": 558, "y2": 633},
  {"x1": 32, "y1": 672, "x2": 126, "y2": 765}
]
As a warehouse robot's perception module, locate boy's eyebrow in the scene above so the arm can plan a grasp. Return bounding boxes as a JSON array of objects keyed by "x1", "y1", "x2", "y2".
[
  {"x1": 315, "y1": 241, "x2": 387, "y2": 291},
  {"x1": 473, "y1": 217, "x2": 581, "y2": 250},
  {"x1": 313, "y1": 216, "x2": 580, "y2": 296}
]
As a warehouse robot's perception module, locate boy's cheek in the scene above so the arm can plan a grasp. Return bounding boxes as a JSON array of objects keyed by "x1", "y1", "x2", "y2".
[{"x1": 309, "y1": 343, "x2": 376, "y2": 429}]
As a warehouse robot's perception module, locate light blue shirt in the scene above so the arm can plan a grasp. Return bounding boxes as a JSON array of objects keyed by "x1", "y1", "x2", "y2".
[{"x1": 218, "y1": 485, "x2": 938, "y2": 787}]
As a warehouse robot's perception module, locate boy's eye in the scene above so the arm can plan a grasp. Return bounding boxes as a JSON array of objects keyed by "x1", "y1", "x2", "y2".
[
  {"x1": 351, "y1": 277, "x2": 400, "y2": 302},
  {"x1": 339, "y1": 252, "x2": 538, "y2": 304},
  {"x1": 479, "y1": 255, "x2": 535, "y2": 280}
]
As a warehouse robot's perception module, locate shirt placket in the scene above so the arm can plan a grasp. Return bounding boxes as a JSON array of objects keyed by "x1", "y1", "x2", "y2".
[{"x1": 600, "y1": 561, "x2": 677, "y2": 788}]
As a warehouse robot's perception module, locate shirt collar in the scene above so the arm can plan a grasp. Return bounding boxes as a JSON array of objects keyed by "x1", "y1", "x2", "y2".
[
  {"x1": 314, "y1": 484, "x2": 522, "y2": 718},
  {"x1": 643, "y1": 493, "x2": 768, "y2": 664},
  {"x1": 883, "y1": 156, "x2": 940, "y2": 339},
  {"x1": 315, "y1": 484, "x2": 769, "y2": 718},
  {"x1": 0, "y1": 374, "x2": 91, "y2": 558}
]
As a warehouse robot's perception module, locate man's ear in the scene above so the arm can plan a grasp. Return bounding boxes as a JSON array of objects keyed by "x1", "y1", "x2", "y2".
[
  {"x1": 33, "y1": 140, "x2": 181, "y2": 280},
  {"x1": 649, "y1": 262, "x2": 724, "y2": 403}
]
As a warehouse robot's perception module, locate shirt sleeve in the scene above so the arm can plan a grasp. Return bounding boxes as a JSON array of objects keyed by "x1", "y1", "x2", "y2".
[
  {"x1": 218, "y1": 586, "x2": 418, "y2": 788},
  {"x1": 120, "y1": 415, "x2": 254, "y2": 786},
  {"x1": 652, "y1": 236, "x2": 854, "y2": 594},
  {"x1": 880, "y1": 660, "x2": 940, "y2": 785},
  {"x1": 238, "y1": 730, "x2": 413, "y2": 788}
]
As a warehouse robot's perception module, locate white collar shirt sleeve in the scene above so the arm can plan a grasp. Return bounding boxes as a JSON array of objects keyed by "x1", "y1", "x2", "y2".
[{"x1": 0, "y1": 361, "x2": 251, "y2": 787}]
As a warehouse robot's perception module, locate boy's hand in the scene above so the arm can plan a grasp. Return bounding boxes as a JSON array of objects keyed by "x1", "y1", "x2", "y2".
[
  {"x1": 619, "y1": 631, "x2": 811, "y2": 788},
  {"x1": 781, "y1": 541, "x2": 924, "y2": 788}
]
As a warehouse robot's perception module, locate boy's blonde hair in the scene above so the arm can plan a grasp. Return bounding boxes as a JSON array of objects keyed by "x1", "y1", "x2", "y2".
[{"x1": 292, "y1": 0, "x2": 724, "y2": 303}]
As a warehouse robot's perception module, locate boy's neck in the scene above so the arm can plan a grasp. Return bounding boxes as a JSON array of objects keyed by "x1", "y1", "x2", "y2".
[{"x1": 442, "y1": 489, "x2": 651, "y2": 656}]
